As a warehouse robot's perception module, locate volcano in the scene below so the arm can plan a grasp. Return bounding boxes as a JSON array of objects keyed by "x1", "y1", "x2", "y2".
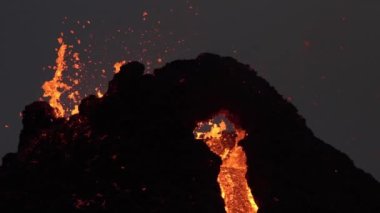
[{"x1": 1, "y1": 53, "x2": 379, "y2": 212}]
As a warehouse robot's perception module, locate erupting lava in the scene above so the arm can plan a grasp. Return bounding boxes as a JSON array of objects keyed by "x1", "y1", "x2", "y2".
[
  {"x1": 194, "y1": 113, "x2": 259, "y2": 213},
  {"x1": 42, "y1": 37, "x2": 71, "y2": 117},
  {"x1": 41, "y1": 4, "x2": 199, "y2": 118}
]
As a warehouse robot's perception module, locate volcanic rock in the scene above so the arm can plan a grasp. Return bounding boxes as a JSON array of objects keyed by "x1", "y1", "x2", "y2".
[{"x1": 1, "y1": 53, "x2": 379, "y2": 212}]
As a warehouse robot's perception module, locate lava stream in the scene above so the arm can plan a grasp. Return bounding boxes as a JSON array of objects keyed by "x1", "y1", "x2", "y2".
[{"x1": 194, "y1": 114, "x2": 258, "y2": 213}]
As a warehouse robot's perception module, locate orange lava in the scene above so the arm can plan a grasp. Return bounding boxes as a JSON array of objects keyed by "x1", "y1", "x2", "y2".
[
  {"x1": 95, "y1": 87, "x2": 104, "y2": 98},
  {"x1": 42, "y1": 36, "x2": 127, "y2": 117},
  {"x1": 42, "y1": 37, "x2": 71, "y2": 117},
  {"x1": 113, "y1": 60, "x2": 126, "y2": 73},
  {"x1": 194, "y1": 114, "x2": 258, "y2": 213}
]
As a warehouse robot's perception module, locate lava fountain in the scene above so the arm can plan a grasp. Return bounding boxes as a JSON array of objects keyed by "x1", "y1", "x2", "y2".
[
  {"x1": 42, "y1": 37, "x2": 71, "y2": 117},
  {"x1": 194, "y1": 113, "x2": 259, "y2": 213}
]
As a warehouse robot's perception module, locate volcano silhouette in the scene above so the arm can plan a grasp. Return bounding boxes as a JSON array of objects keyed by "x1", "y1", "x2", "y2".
[{"x1": 1, "y1": 53, "x2": 379, "y2": 213}]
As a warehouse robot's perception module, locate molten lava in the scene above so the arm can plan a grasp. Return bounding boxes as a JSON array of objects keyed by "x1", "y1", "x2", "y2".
[
  {"x1": 42, "y1": 37, "x2": 71, "y2": 117},
  {"x1": 114, "y1": 60, "x2": 127, "y2": 73},
  {"x1": 194, "y1": 114, "x2": 258, "y2": 213}
]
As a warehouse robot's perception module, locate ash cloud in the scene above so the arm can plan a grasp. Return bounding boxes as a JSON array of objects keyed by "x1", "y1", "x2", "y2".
[{"x1": 1, "y1": 53, "x2": 379, "y2": 212}]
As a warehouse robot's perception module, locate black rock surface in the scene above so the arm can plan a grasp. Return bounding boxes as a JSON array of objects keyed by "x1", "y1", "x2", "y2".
[{"x1": 1, "y1": 53, "x2": 379, "y2": 213}]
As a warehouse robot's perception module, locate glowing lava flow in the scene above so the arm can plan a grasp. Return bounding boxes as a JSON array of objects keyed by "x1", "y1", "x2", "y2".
[
  {"x1": 194, "y1": 115, "x2": 258, "y2": 213},
  {"x1": 42, "y1": 37, "x2": 71, "y2": 117}
]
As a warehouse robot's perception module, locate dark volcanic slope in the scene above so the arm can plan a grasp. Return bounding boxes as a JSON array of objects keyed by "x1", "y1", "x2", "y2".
[{"x1": 1, "y1": 54, "x2": 379, "y2": 213}]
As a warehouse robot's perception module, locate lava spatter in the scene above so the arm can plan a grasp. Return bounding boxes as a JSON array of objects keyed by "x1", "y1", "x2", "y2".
[{"x1": 42, "y1": 37, "x2": 71, "y2": 117}]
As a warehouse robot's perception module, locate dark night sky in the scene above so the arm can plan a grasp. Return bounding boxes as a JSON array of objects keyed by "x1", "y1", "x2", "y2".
[{"x1": 0, "y1": 0, "x2": 379, "y2": 180}]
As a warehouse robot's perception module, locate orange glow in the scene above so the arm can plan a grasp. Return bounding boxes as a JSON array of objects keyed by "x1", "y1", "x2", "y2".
[
  {"x1": 71, "y1": 105, "x2": 79, "y2": 115},
  {"x1": 194, "y1": 114, "x2": 259, "y2": 213},
  {"x1": 96, "y1": 91, "x2": 103, "y2": 98},
  {"x1": 95, "y1": 87, "x2": 104, "y2": 98},
  {"x1": 42, "y1": 37, "x2": 71, "y2": 117},
  {"x1": 113, "y1": 60, "x2": 126, "y2": 73}
]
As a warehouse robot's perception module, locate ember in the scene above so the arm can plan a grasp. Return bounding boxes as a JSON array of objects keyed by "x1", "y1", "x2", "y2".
[{"x1": 113, "y1": 60, "x2": 127, "y2": 74}]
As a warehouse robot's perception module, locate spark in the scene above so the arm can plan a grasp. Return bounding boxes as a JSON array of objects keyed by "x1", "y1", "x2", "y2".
[{"x1": 142, "y1": 11, "x2": 149, "y2": 21}]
